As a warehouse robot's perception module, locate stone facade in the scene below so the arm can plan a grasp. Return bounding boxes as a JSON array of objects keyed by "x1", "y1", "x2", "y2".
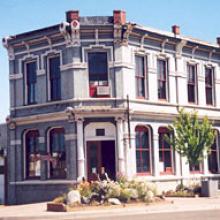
[{"x1": 2, "y1": 10, "x2": 220, "y2": 204}]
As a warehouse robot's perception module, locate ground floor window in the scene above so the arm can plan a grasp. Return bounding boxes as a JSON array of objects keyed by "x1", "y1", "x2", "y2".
[
  {"x1": 208, "y1": 130, "x2": 219, "y2": 174},
  {"x1": 25, "y1": 130, "x2": 40, "y2": 179},
  {"x1": 189, "y1": 163, "x2": 203, "y2": 173},
  {"x1": 49, "y1": 128, "x2": 66, "y2": 179},
  {"x1": 135, "y1": 126, "x2": 151, "y2": 174},
  {"x1": 158, "y1": 127, "x2": 174, "y2": 174}
]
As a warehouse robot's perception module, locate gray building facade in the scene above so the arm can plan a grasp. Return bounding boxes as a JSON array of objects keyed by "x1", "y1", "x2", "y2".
[{"x1": 3, "y1": 10, "x2": 220, "y2": 204}]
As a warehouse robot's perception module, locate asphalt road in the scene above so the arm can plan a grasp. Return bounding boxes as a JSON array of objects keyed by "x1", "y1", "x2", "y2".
[{"x1": 1, "y1": 210, "x2": 220, "y2": 220}]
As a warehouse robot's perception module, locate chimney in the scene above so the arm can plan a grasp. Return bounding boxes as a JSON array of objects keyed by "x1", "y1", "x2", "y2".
[
  {"x1": 66, "y1": 10, "x2": 79, "y2": 23},
  {"x1": 172, "y1": 25, "x2": 180, "y2": 35},
  {"x1": 113, "y1": 10, "x2": 126, "y2": 25},
  {"x1": 217, "y1": 37, "x2": 220, "y2": 46}
]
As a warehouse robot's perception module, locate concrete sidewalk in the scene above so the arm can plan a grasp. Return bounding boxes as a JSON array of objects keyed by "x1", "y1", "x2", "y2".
[{"x1": 0, "y1": 197, "x2": 220, "y2": 219}]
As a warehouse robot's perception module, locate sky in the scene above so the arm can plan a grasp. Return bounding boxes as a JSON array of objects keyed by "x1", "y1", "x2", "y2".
[{"x1": 0, "y1": 0, "x2": 220, "y2": 123}]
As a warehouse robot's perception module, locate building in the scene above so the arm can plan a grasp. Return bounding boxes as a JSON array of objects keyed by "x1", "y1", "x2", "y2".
[
  {"x1": 2, "y1": 10, "x2": 220, "y2": 204},
  {"x1": 0, "y1": 123, "x2": 7, "y2": 204}
]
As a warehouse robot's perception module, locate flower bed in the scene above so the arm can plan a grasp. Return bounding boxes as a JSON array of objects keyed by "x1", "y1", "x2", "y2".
[{"x1": 47, "y1": 178, "x2": 163, "y2": 212}]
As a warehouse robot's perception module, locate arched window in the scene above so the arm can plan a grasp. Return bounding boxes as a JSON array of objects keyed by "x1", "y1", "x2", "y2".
[
  {"x1": 208, "y1": 130, "x2": 219, "y2": 174},
  {"x1": 158, "y1": 127, "x2": 174, "y2": 174},
  {"x1": 135, "y1": 126, "x2": 151, "y2": 174},
  {"x1": 49, "y1": 128, "x2": 66, "y2": 179},
  {"x1": 25, "y1": 130, "x2": 40, "y2": 179}
]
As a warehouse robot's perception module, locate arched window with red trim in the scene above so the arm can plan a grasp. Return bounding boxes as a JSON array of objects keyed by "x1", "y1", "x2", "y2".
[
  {"x1": 49, "y1": 128, "x2": 66, "y2": 179},
  {"x1": 208, "y1": 130, "x2": 220, "y2": 174},
  {"x1": 25, "y1": 130, "x2": 40, "y2": 179},
  {"x1": 135, "y1": 126, "x2": 151, "y2": 174},
  {"x1": 158, "y1": 127, "x2": 174, "y2": 174}
]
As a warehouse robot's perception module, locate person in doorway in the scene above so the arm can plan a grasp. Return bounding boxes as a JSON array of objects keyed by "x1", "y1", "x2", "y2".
[{"x1": 98, "y1": 167, "x2": 110, "y2": 182}]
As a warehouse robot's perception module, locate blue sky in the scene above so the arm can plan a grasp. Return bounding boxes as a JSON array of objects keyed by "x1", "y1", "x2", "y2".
[{"x1": 0, "y1": 0, "x2": 220, "y2": 123}]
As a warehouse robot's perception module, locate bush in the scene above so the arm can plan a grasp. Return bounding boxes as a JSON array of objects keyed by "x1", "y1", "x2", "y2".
[
  {"x1": 119, "y1": 188, "x2": 132, "y2": 202},
  {"x1": 106, "y1": 182, "x2": 121, "y2": 198}
]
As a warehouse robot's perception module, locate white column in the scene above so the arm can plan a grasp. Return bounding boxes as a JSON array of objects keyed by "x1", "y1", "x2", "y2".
[
  {"x1": 152, "y1": 125, "x2": 160, "y2": 177},
  {"x1": 116, "y1": 117, "x2": 125, "y2": 174},
  {"x1": 76, "y1": 118, "x2": 85, "y2": 179}
]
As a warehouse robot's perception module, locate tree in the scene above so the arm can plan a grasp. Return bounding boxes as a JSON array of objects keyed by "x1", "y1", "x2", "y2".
[{"x1": 165, "y1": 108, "x2": 216, "y2": 171}]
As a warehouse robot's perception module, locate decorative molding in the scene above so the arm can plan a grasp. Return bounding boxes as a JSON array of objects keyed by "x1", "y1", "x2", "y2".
[
  {"x1": 60, "y1": 62, "x2": 87, "y2": 71},
  {"x1": 109, "y1": 61, "x2": 134, "y2": 69},
  {"x1": 65, "y1": 133, "x2": 77, "y2": 141},
  {"x1": 10, "y1": 140, "x2": 21, "y2": 146},
  {"x1": 9, "y1": 73, "x2": 23, "y2": 80},
  {"x1": 37, "y1": 69, "x2": 46, "y2": 76},
  {"x1": 38, "y1": 137, "x2": 45, "y2": 144}
]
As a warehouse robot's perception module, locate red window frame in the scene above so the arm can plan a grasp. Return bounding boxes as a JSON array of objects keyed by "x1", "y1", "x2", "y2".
[
  {"x1": 157, "y1": 59, "x2": 167, "y2": 100},
  {"x1": 25, "y1": 130, "x2": 40, "y2": 179},
  {"x1": 158, "y1": 127, "x2": 174, "y2": 175},
  {"x1": 135, "y1": 56, "x2": 147, "y2": 98},
  {"x1": 187, "y1": 64, "x2": 197, "y2": 104},
  {"x1": 135, "y1": 126, "x2": 152, "y2": 175},
  {"x1": 208, "y1": 130, "x2": 219, "y2": 174},
  {"x1": 205, "y1": 67, "x2": 214, "y2": 106}
]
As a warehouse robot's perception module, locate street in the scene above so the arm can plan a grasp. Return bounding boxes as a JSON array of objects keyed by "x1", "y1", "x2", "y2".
[{"x1": 0, "y1": 210, "x2": 220, "y2": 220}]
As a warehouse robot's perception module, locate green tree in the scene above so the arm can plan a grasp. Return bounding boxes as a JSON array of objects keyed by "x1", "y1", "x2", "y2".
[{"x1": 165, "y1": 108, "x2": 215, "y2": 171}]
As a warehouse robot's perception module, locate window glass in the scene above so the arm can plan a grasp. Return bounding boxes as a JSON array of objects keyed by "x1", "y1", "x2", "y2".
[
  {"x1": 135, "y1": 126, "x2": 151, "y2": 173},
  {"x1": 187, "y1": 64, "x2": 197, "y2": 103},
  {"x1": 157, "y1": 59, "x2": 167, "y2": 99},
  {"x1": 26, "y1": 61, "x2": 37, "y2": 104},
  {"x1": 49, "y1": 56, "x2": 61, "y2": 101},
  {"x1": 50, "y1": 128, "x2": 66, "y2": 179},
  {"x1": 205, "y1": 67, "x2": 214, "y2": 105},
  {"x1": 26, "y1": 130, "x2": 40, "y2": 178},
  {"x1": 88, "y1": 52, "x2": 108, "y2": 82}
]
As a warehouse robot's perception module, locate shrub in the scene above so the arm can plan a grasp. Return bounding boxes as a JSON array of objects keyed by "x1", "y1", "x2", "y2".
[
  {"x1": 106, "y1": 182, "x2": 121, "y2": 198},
  {"x1": 78, "y1": 181, "x2": 92, "y2": 198},
  {"x1": 119, "y1": 188, "x2": 132, "y2": 202}
]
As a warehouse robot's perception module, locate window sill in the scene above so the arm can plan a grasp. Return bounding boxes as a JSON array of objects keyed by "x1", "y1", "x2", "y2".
[
  {"x1": 136, "y1": 172, "x2": 152, "y2": 176},
  {"x1": 10, "y1": 180, "x2": 74, "y2": 185}
]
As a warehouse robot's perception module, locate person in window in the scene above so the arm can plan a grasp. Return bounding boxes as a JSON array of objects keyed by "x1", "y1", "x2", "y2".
[{"x1": 98, "y1": 167, "x2": 110, "y2": 182}]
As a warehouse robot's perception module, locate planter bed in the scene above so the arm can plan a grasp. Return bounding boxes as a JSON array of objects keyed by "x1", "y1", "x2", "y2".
[{"x1": 47, "y1": 198, "x2": 166, "y2": 212}]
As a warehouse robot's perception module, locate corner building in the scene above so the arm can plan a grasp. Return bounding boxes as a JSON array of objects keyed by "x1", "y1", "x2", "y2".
[{"x1": 3, "y1": 10, "x2": 220, "y2": 204}]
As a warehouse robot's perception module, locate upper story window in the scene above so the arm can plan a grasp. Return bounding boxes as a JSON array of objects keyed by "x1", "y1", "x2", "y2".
[
  {"x1": 157, "y1": 59, "x2": 168, "y2": 100},
  {"x1": 205, "y1": 67, "x2": 214, "y2": 106},
  {"x1": 187, "y1": 64, "x2": 197, "y2": 104},
  {"x1": 49, "y1": 56, "x2": 61, "y2": 101},
  {"x1": 26, "y1": 61, "x2": 37, "y2": 104},
  {"x1": 135, "y1": 126, "x2": 151, "y2": 174},
  {"x1": 25, "y1": 130, "x2": 40, "y2": 179},
  {"x1": 135, "y1": 56, "x2": 147, "y2": 98},
  {"x1": 88, "y1": 52, "x2": 108, "y2": 97},
  {"x1": 49, "y1": 128, "x2": 66, "y2": 179},
  {"x1": 158, "y1": 127, "x2": 174, "y2": 174}
]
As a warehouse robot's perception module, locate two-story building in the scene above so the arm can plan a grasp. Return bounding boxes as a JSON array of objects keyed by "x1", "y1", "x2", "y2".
[{"x1": 2, "y1": 10, "x2": 220, "y2": 204}]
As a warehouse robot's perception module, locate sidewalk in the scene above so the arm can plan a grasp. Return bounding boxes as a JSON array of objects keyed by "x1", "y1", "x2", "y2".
[{"x1": 0, "y1": 197, "x2": 220, "y2": 219}]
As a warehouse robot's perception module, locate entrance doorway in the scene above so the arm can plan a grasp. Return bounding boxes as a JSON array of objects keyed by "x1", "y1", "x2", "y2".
[{"x1": 87, "y1": 141, "x2": 115, "y2": 181}]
